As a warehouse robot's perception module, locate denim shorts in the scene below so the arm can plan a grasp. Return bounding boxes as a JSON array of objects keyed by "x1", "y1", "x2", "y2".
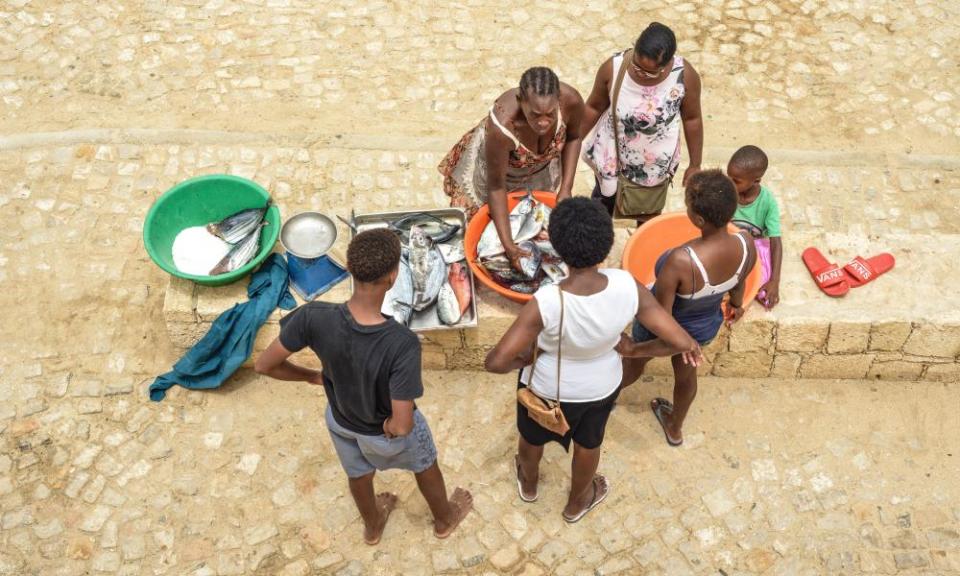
[{"x1": 325, "y1": 405, "x2": 438, "y2": 478}]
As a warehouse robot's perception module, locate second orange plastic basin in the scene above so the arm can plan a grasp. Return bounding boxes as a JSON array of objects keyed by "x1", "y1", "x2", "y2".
[{"x1": 621, "y1": 212, "x2": 762, "y2": 304}]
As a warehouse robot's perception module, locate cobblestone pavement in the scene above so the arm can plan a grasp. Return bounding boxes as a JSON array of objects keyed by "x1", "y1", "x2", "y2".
[
  {"x1": 3, "y1": 1, "x2": 959, "y2": 153},
  {"x1": 2, "y1": 1, "x2": 959, "y2": 575}
]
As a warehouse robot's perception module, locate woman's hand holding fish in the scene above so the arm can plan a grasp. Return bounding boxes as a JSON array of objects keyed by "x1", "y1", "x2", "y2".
[{"x1": 504, "y1": 242, "x2": 532, "y2": 274}]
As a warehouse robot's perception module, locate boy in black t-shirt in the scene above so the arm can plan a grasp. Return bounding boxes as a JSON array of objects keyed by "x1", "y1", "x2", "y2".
[{"x1": 255, "y1": 229, "x2": 472, "y2": 545}]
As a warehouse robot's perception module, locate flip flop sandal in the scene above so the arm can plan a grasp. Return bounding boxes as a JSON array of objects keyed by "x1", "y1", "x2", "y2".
[
  {"x1": 801, "y1": 247, "x2": 850, "y2": 297},
  {"x1": 562, "y1": 475, "x2": 609, "y2": 524},
  {"x1": 843, "y1": 253, "x2": 895, "y2": 288},
  {"x1": 651, "y1": 397, "x2": 683, "y2": 447},
  {"x1": 515, "y1": 455, "x2": 538, "y2": 503}
]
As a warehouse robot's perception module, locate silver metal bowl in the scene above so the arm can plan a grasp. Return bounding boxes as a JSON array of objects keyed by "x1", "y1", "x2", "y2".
[{"x1": 280, "y1": 212, "x2": 338, "y2": 259}]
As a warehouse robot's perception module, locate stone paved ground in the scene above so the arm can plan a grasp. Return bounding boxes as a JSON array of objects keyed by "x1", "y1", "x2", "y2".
[{"x1": 1, "y1": 1, "x2": 959, "y2": 575}]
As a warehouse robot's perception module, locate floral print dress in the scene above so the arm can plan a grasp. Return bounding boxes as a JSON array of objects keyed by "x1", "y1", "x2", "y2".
[
  {"x1": 438, "y1": 108, "x2": 565, "y2": 218},
  {"x1": 584, "y1": 52, "x2": 686, "y2": 197}
]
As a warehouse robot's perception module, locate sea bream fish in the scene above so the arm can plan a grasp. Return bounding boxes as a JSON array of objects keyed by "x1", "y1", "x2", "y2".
[
  {"x1": 408, "y1": 226, "x2": 447, "y2": 311},
  {"x1": 436, "y1": 282, "x2": 461, "y2": 325},
  {"x1": 209, "y1": 225, "x2": 262, "y2": 275},
  {"x1": 207, "y1": 201, "x2": 271, "y2": 244},
  {"x1": 514, "y1": 195, "x2": 550, "y2": 243},
  {"x1": 382, "y1": 258, "x2": 415, "y2": 325}
]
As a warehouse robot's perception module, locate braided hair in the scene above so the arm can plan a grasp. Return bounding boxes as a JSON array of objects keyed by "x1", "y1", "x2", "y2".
[{"x1": 518, "y1": 67, "x2": 560, "y2": 100}]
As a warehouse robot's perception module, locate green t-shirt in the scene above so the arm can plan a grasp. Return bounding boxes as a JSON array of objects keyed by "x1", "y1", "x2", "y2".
[{"x1": 732, "y1": 185, "x2": 781, "y2": 238}]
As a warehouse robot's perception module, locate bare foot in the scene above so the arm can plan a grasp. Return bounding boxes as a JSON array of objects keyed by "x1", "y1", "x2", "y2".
[
  {"x1": 364, "y1": 492, "x2": 398, "y2": 545},
  {"x1": 434, "y1": 487, "x2": 473, "y2": 539}
]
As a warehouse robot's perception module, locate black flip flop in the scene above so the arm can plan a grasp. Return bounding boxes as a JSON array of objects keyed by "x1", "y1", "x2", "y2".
[
  {"x1": 651, "y1": 397, "x2": 683, "y2": 447},
  {"x1": 515, "y1": 455, "x2": 537, "y2": 503},
  {"x1": 562, "y1": 475, "x2": 609, "y2": 523}
]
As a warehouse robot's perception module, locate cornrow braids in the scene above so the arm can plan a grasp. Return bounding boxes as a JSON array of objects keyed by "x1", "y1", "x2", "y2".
[{"x1": 518, "y1": 66, "x2": 560, "y2": 100}]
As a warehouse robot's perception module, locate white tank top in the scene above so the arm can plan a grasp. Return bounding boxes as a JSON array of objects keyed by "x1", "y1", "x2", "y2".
[{"x1": 520, "y1": 269, "x2": 639, "y2": 402}]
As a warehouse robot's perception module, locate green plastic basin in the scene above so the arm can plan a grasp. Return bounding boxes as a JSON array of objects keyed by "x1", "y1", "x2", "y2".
[{"x1": 143, "y1": 174, "x2": 281, "y2": 286}]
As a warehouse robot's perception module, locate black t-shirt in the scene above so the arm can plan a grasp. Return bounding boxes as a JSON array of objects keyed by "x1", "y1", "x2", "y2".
[{"x1": 279, "y1": 302, "x2": 423, "y2": 436}]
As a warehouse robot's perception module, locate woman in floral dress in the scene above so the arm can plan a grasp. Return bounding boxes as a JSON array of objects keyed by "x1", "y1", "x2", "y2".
[
  {"x1": 439, "y1": 67, "x2": 584, "y2": 271},
  {"x1": 582, "y1": 22, "x2": 704, "y2": 223}
]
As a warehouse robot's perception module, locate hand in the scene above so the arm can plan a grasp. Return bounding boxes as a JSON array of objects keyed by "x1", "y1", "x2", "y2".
[
  {"x1": 725, "y1": 303, "x2": 745, "y2": 327},
  {"x1": 680, "y1": 342, "x2": 703, "y2": 367},
  {"x1": 382, "y1": 417, "x2": 395, "y2": 439},
  {"x1": 759, "y1": 280, "x2": 780, "y2": 310},
  {"x1": 615, "y1": 333, "x2": 636, "y2": 357},
  {"x1": 308, "y1": 371, "x2": 324, "y2": 386},
  {"x1": 682, "y1": 165, "x2": 701, "y2": 187},
  {"x1": 504, "y1": 243, "x2": 531, "y2": 274}
]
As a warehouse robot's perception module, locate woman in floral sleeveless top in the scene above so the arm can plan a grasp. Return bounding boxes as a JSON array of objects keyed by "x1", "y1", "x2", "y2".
[
  {"x1": 582, "y1": 22, "x2": 704, "y2": 222},
  {"x1": 439, "y1": 67, "x2": 584, "y2": 271}
]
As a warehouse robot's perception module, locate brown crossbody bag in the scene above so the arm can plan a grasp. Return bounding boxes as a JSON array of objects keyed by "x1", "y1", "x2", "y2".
[
  {"x1": 612, "y1": 49, "x2": 673, "y2": 219},
  {"x1": 516, "y1": 286, "x2": 570, "y2": 436}
]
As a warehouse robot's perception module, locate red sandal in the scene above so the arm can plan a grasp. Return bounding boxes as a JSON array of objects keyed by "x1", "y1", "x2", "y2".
[
  {"x1": 801, "y1": 247, "x2": 850, "y2": 297},
  {"x1": 843, "y1": 253, "x2": 895, "y2": 287}
]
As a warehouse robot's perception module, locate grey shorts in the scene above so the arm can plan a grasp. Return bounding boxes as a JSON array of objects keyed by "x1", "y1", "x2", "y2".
[{"x1": 325, "y1": 405, "x2": 438, "y2": 479}]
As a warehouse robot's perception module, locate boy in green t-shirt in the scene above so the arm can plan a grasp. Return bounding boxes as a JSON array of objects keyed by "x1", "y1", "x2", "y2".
[{"x1": 726, "y1": 145, "x2": 782, "y2": 309}]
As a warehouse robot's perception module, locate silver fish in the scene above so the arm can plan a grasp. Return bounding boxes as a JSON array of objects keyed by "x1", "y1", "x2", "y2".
[
  {"x1": 477, "y1": 192, "x2": 537, "y2": 258},
  {"x1": 516, "y1": 240, "x2": 541, "y2": 280},
  {"x1": 383, "y1": 258, "x2": 415, "y2": 325},
  {"x1": 389, "y1": 212, "x2": 461, "y2": 244},
  {"x1": 436, "y1": 282, "x2": 462, "y2": 325},
  {"x1": 408, "y1": 226, "x2": 446, "y2": 311},
  {"x1": 209, "y1": 225, "x2": 261, "y2": 275},
  {"x1": 437, "y1": 239, "x2": 465, "y2": 264},
  {"x1": 207, "y1": 201, "x2": 271, "y2": 244},
  {"x1": 509, "y1": 281, "x2": 540, "y2": 294},
  {"x1": 515, "y1": 197, "x2": 549, "y2": 243},
  {"x1": 541, "y1": 261, "x2": 567, "y2": 282},
  {"x1": 533, "y1": 239, "x2": 559, "y2": 258}
]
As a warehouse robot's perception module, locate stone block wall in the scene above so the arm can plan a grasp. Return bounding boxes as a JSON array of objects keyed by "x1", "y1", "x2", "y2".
[{"x1": 165, "y1": 278, "x2": 960, "y2": 382}]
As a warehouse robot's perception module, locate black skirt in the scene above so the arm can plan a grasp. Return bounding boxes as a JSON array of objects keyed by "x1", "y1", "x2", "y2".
[{"x1": 516, "y1": 372, "x2": 621, "y2": 451}]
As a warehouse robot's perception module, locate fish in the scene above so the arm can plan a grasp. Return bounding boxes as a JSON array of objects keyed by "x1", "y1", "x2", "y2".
[
  {"x1": 541, "y1": 261, "x2": 568, "y2": 283},
  {"x1": 476, "y1": 192, "x2": 538, "y2": 258},
  {"x1": 509, "y1": 281, "x2": 540, "y2": 294},
  {"x1": 516, "y1": 240, "x2": 542, "y2": 280},
  {"x1": 209, "y1": 225, "x2": 262, "y2": 275},
  {"x1": 437, "y1": 239, "x2": 465, "y2": 264},
  {"x1": 534, "y1": 239, "x2": 559, "y2": 258},
  {"x1": 383, "y1": 258, "x2": 415, "y2": 325},
  {"x1": 515, "y1": 196, "x2": 549, "y2": 243},
  {"x1": 448, "y1": 262, "x2": 472, "y2": 315},
  {"x1": 408, "y1": 226, "x2": 447, "y2": 311},
  {"x1": 207, "y1": 201, "x2": 271, "y2": 244},
  {"x1": 389, "y1": 212, "x2": 461, "y2": 244},
  {"x1": 437, "y1": 282, "x2": 461, "y2": 325},
  {"x1": 479, "y1": 256, "x2": 527, "y2": 285}
]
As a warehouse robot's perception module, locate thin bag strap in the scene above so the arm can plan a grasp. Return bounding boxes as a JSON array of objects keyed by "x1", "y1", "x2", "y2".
[
  {"x1": 611, "y1": 50, "x2": 631, "y2": 176},
  {"x1": 555, "y1": 286, "x2": 564, "y2": 401}
]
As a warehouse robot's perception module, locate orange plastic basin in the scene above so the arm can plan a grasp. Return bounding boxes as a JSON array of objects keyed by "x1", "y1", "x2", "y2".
[
  {"x1": 621, "y1": 212, "x2": 762, "y2": 305},
  {"x1": 465, "y1": 190, "x2": 558, "y2": 304}
]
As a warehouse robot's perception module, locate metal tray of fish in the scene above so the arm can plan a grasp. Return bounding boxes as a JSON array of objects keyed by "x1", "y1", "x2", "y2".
[{"x1": 347, "y1": 207, "x2": 478, "y2": 332}]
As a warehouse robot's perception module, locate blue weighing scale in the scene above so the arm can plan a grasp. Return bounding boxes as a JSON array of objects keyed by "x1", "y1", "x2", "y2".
[
  {"x1": 286, "y1": 253, "x2": 349, "y2": 301},
  {"x1": 280, "y1": 212, "x2": 349, "y2": 301}
]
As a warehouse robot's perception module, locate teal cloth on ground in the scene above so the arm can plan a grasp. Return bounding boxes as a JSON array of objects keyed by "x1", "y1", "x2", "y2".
[{"x1": 149, "y1": 253, "x2": 297, "y2": 402}]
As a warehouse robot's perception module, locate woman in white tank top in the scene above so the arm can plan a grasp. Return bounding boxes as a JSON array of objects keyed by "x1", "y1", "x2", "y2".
[{"x1": 485, "y1": 198, "x2": 701, "y2": 523}]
